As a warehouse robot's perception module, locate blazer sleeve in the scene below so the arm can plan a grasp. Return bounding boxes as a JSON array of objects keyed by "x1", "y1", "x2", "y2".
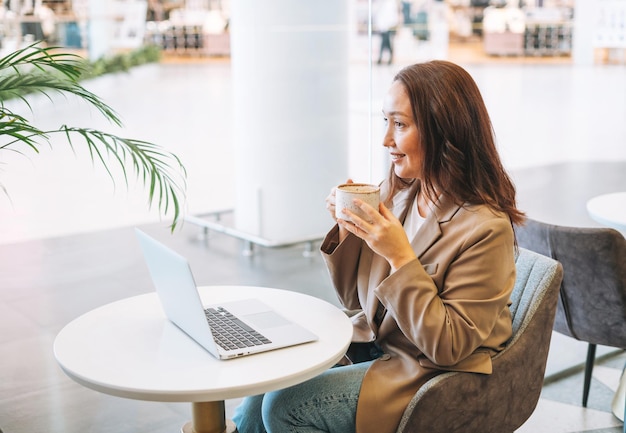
[
  {"x1": 320, "y1": 224, "x2": 365, "y2": 311},
  {"x1": 374, "y1": 215, "x2": 515, "y2": 367}
]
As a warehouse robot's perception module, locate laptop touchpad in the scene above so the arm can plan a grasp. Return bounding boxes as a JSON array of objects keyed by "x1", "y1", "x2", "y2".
[{"x1": 245, "y1": 311, "x2": 291, "y2": 329}]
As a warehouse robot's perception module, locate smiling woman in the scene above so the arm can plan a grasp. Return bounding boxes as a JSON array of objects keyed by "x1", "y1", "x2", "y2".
[
  {"x1": 231, "y1": 60, "x2": 525, "y2": 433},
  {"x1": 0, "y1": 42, "x2": 187, "y2": 232}
]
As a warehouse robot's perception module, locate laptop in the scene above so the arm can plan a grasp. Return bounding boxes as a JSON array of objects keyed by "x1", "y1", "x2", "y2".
[{"x1": 135, "y1": 229, "x2": 318, "y2": 360}]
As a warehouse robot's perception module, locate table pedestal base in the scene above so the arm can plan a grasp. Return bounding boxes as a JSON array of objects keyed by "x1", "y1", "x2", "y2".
[
  {"x1": 611, "y1": 368, "x2": 625, "y2": 423},
  {"x1": 182, "y1": 401, "x2": 237, "y2": 433}
]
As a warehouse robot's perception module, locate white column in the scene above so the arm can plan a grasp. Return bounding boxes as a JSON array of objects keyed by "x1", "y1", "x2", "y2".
[
  {"x1": 429, "y1": 0, "x2": 449, "y2": 60},
  {"x1": 572, "y1": 0, "x2": 595, "y2": 66},
  {"x1": 87, "y1": 0, "x2": 114, "y2": 61},
  {"x1": 230, "y1": 1, "x2": 349, "y2": 242}
]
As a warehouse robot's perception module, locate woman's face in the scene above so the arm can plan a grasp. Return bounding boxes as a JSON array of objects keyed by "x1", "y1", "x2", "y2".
[{"x1": 382, "y1": 80, "x2": 421, "y2": 179}]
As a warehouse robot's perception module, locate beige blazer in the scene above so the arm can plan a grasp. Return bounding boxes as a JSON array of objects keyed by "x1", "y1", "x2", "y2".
[{"x1": 321, "y1": 181, "x2": 516, "y2": 433}]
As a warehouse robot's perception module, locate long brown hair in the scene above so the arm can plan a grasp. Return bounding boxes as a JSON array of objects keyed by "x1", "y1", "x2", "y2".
[{"x1": 389, "y1": 60, "x2": 525, "y2": 226}]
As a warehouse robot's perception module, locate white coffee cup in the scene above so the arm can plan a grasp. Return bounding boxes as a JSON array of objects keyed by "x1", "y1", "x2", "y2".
[{"x1": 335, "y1": 183, "x2": 381, "y2": 223}]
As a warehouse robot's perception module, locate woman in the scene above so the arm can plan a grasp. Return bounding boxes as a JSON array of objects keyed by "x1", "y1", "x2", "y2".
[{"x1": 233, "y1": 60, "x2": 525, "y2": 433}]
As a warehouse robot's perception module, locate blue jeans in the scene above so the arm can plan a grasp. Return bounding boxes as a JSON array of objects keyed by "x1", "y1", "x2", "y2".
[{"x1": 232, "y1": 361, "x2": 373, "y2": 433}]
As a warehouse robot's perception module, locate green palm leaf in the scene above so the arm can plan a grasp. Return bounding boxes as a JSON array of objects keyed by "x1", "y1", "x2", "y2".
[{"x1": 0, "y1": 42, "x2": 186, "y2": 230}]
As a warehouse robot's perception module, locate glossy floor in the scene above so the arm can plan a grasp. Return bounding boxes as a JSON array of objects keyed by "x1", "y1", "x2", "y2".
[{"x1": 0, "y1": 49, "x2": 625, "y2": 432}]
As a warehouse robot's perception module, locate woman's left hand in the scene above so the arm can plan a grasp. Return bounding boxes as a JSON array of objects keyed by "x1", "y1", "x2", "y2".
[{"x1": 338, "y1": 200, "x2": 417, "y2": 271}]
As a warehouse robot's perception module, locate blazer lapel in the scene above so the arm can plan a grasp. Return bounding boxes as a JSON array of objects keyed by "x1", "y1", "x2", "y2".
[
  {"x1": 409, "y1": 193, "x2": 461, "y2": 258},
  {"x1": 410, "y1": 215, "x2": 441, "y2": 258}
]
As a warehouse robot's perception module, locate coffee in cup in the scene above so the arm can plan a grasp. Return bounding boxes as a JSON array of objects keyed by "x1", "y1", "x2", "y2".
[{"x1": 335, "y1": 183, "x2": 381, "y2": 223}]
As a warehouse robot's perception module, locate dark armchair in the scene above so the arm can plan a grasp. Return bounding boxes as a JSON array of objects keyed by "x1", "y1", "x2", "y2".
[{"x1": 515, "y1": 218, "x2": 626, "y2": 407}]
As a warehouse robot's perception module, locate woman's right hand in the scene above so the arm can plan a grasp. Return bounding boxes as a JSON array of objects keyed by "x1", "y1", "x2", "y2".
[
  {"x1": 326, "y1": 179, "x2": 353, "y2": 242},
  {"x1": 325, "y1": 179, "x2": 353, "y2": 222}
]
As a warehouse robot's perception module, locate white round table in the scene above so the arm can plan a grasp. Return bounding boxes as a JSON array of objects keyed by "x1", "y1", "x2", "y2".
[
  {"x1": 54, "y1": 285, "x2": 353, "y2": 433},
  {"x1": 586, "y1": 191, "x2": 626, "y2": 232}
]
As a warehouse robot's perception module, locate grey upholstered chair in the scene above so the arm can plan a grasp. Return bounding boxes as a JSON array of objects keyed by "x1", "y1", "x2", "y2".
[
  {"x1": 395, "y1": 247, "x2": 563, "y2": 433},
  {"x1": 515, "y1": 218, "x2": 626, "y2": 407}
]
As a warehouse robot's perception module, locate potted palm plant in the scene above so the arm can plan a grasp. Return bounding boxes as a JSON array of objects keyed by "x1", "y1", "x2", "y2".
[{"x1": 0, "y1": 42, "x2": 186, "y2": 230}]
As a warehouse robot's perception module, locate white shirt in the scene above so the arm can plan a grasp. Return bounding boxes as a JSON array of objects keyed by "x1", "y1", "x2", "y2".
[{"x1": 403, "y1": 195, "x2": 427, "y2": 238}]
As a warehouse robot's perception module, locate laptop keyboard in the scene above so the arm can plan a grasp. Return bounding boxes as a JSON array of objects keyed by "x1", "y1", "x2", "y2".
[{"x1": 205, "y1": 307, "x2": 272, "y2": 351}]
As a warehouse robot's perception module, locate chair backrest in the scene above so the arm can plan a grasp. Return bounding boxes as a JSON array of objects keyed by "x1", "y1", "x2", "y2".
[
  {"x1": 396, "y1": 248, "x2": 563, "y2": 433},
  {"x1": 516, "y1": 218, "x2": 626, "y2": 348}
]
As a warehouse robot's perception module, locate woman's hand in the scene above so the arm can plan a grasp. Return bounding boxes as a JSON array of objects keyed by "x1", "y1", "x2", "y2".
[
  {"x1": 325, "y1": 179, "x2": 353, "y2": 221},
  {"x1": 326, "y1": 179, "x2": 353, "y2": 242},
  {"x1": 338, "y1": 200, "x2": 416, "y2": 272}
]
